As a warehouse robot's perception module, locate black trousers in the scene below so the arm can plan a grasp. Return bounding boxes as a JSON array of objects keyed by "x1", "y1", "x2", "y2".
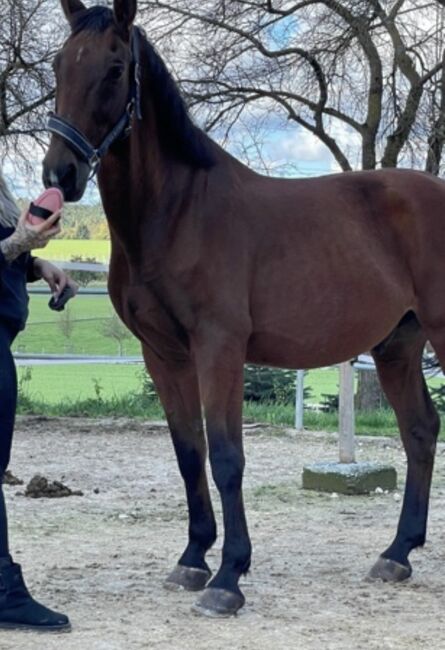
[{"x1": 0, "y1": 323, "x2": 19, "y2": 557}]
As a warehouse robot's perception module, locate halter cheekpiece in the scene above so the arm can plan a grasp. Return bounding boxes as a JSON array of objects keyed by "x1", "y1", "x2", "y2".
[{"x1": 47, "y1": 27, "x2": 143, "y2": 178}]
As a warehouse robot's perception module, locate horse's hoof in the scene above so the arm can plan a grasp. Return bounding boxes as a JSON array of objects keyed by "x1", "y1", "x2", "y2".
[
  {"x1": 164, "y1": 564, "x2": 211, "y2": 592},
  {"x1": 191, "y1": 587, "x2": 245, "y2": 618},
  {"x1": 367, "y1": 556, "x2": 412, "y2": 582}
]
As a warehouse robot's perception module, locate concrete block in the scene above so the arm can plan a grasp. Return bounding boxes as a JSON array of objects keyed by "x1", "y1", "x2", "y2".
[{"x1": 302, "y1": 461, "x2": 397, "y2": 495}]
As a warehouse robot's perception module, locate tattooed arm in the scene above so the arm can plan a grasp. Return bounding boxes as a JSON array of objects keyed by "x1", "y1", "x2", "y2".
[{"x1": 0, "y1": 208, "x2": 61, "y2": 262}]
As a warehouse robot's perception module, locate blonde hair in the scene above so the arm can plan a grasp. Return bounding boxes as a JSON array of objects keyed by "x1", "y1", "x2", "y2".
[{"x1": 0, "y1": 170, "x2": 20, "y2": 227}]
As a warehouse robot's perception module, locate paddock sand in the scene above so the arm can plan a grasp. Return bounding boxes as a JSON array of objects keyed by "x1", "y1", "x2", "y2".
[{"x1": 1, "y1": 416, "x2": 445, "y2": 650}]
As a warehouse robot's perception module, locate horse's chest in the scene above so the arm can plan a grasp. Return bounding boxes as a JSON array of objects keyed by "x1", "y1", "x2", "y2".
[{"x1": 112, "y1": 282, "x2": 192, "y2": 363}]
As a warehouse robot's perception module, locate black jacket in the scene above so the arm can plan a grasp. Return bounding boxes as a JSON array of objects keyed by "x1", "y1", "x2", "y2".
[{"x1": 0, "y1": 225, "x2": 38, "y2": 332}]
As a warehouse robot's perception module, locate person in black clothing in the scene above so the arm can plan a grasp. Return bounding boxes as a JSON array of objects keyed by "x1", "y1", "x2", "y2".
[{"x1": 0, "y1": 172, "x2": 78, "y2": 631}]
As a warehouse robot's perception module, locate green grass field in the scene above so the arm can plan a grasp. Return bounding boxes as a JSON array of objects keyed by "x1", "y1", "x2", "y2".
[
  {"x1": 15, "y1": 294, "x2": 141, "y2": 356},
  {"x1": 34, "y1": 239, "x2": 111, "y2": 262},
  {"x1": 18, "y1": 363, "x2": 143, "y2": 404},
  {"x1": 17, "y1": 363, "x2": 339, "y2": 405}
]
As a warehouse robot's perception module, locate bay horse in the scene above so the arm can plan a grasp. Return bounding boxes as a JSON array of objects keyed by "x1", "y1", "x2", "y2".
[{"x1": 43, "y1": 0, "x2": 444, "y2": 618}]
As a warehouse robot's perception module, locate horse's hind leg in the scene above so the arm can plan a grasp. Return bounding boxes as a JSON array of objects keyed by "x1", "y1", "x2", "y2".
[
  {"x1": 369, "y1": 313, "x2": 440, "y2": 581},
  {"x1": 142, "y1": 346, "x2": 217, "y2": 592}
]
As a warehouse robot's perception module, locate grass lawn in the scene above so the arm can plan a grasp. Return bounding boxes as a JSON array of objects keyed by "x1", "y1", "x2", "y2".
[
  {"x1": 18, "y1": 363, "x2": 337, "y2": 406},
  {"x1": 34, "y1": 239, "x2": 111, "y2": 262},
  {"x1": 15, "y1": 294, "x2": 141, "y2": 356},
  {"x1": 18, "y1": 363, "x2": 143, "y2": 404},
  {"x1": 304, "y1": 368, "x2": 338, "y2": 403}
]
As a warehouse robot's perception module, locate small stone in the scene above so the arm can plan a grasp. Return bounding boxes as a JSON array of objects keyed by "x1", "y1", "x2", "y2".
[
  {"x1": 331, "y1": 492, "x2": 339, "y2": 498},
  {"x1": 375, "y1": 487, "x2": 384, "y2": 494},
  {"x1": 118, "y1": 514, "x2": 129, "y2": 520},
  {"x1": 94, "y1": 488, "x2": 100, "y2": 494},
  {"x1": 393, "y1": 493, "x2": 401, "y2": 502}
]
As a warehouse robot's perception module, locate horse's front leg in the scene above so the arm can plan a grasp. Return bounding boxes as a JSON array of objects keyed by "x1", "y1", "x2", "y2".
[
  {"x1": 142, "y1": 346, "x2": 217, "y2": 592},
  {"x1": 192, "y1": 333, "x2": 251, "y2": 618}
]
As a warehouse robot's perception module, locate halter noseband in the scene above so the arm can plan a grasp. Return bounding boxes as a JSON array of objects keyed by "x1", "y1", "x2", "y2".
[{"x1": 47, "y1": 27, "x2": 143, "y2": 178}]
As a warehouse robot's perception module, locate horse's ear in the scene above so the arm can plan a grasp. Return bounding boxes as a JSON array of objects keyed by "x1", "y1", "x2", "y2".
[
  {"x1": 113, "y1": 0, "x2": 137, "y2": 39},
  {"x1": 61, "y1": 0, "x2": 86, "y2": 24}
]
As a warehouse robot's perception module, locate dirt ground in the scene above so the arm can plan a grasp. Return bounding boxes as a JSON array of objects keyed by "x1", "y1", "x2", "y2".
[{"x1": 1, "y1": 416, "x2": 445, "y2": 650}]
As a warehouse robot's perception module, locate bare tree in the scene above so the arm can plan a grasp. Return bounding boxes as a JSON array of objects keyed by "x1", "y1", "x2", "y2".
[
  {"x1": 3, "y1": 0, "x2": 445, "y2": 177},
  {"x1": 101, "y1": 312, "x2": 132, "y2": 356},
  {"x1": 57, "y1": 304, "x2": 76, "y2": 353},
  {"x1": 139, "y1": 0, "x2": 445, "y2": 174},
  {"x1": 0, "y1": 0, "x2": 65, "y2": 171}
]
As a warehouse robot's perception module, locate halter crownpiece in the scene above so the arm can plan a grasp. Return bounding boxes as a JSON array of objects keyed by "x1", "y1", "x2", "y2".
[{"x1": 47, "y1": 26, "x2": 143, "y2": 178}]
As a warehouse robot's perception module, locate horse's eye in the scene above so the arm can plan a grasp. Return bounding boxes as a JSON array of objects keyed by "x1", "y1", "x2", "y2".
[{"x1": 106, "y1": 65, "x2": 124, "y2": 82}]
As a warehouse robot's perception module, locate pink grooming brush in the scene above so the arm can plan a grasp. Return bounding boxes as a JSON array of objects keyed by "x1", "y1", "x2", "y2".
[{"x1": 26, "y1": 187, "x2": 64, "y2": 225}]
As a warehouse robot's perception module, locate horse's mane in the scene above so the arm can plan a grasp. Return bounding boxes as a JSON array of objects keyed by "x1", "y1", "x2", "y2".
[{"x1": 71, "y1": 6, "x2": 215, "y2": 169}]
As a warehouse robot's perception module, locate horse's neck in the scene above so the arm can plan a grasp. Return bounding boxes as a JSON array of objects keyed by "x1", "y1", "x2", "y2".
[
  {"x1": 99, "y1": 131, "x2": 206, "y2": 273},
  {"x1": 99, "y1": 110, "x2": 253, "y2": 277}
]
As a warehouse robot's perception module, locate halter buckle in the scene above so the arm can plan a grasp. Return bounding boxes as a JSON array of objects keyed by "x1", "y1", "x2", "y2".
[
  {"x1": 88, "y1": 151, "x2": 100, "y2": 170},
  {"x1": 124, "y1": 100, "x2": 135, "y2": 136}
]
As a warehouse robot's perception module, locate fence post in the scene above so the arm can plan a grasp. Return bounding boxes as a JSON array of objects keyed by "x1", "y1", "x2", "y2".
[
  {"x1": 295, "y1": 369, "x2": 305, "y2": 430},
  {"x1": 339, "y1": 361, "x2": 355, "y2": 463}
]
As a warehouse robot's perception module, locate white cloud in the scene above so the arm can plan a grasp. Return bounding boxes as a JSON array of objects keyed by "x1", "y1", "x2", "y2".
[{"x1": 271, "y1": 128, "x2": 328, "y2": 163}]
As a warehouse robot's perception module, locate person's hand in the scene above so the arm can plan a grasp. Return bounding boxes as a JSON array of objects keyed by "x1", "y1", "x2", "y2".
[
  {"x1": 0, "y1": 206, "x2": 61, "y2": 263},
  {"x1": 33, "y1": 259, "x2": 79, "y2": 300}
]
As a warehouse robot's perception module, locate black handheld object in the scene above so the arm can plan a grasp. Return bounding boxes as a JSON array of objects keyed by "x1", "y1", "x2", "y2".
[
  {"x1": 29, "y1": 202, "x2": 61, "y2": 225},
  {"x1": 48, "y1": 285, "x2": 75, "y2": 312}
]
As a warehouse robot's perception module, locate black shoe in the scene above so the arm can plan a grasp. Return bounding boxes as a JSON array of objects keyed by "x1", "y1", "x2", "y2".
[{"x1": 0, "y1": 562, "x2": 71, "y2": 632}]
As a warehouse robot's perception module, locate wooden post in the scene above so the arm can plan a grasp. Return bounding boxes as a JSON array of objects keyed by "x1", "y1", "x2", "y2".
[
  {"x1": 295, "y1": 369, "x2": 305, "y2": 431},
  {"x1": 339, "y1": 361, "x2": 355, "y2": 463}
]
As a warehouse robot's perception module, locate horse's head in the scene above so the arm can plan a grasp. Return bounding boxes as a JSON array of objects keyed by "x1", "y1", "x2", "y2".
[{"x1": 43, "y1": 0, "x2": 138, "y2": 201}]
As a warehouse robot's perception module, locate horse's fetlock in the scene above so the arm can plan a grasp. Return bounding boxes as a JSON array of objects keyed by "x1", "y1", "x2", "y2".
[
  {"x1": 190, "y1": 519, "x2": 217, "y2": 549},
  {"x1": 224, "y1": 537, "x2": 252, "y2": 571}
]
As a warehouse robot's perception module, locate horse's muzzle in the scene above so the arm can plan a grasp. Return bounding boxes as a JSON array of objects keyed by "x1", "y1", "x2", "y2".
[{"x1": 42, "y1": 155, "x2": 90, "y2": 203}]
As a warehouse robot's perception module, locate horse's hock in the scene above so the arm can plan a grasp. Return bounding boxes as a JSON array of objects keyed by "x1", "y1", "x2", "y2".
[{"x1": 302, "y1": 461, "x2": 397, "y2": 495}]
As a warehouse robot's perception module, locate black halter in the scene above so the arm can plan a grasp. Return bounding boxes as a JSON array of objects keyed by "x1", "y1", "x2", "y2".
[{"x1": 47, "y1": 27, "x2": 143, "y2": 178}]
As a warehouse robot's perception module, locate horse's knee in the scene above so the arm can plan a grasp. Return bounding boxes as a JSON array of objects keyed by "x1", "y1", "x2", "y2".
[{"x1": 189, "y1": 515, "x2": 217, "y2": 550}]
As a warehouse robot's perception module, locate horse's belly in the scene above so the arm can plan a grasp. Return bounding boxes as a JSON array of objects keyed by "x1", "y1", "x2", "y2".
[
  {"x1": 246, "y1": 329, "x2": 381, "y2": 369},
  {"x1": 247, "y1": 289, "x2": 412, "y2": 369}
]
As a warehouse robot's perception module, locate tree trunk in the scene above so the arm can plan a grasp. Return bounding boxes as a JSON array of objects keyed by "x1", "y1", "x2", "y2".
[{"x1": 355, "y1": 369, "x2": 387, "y2": 411}]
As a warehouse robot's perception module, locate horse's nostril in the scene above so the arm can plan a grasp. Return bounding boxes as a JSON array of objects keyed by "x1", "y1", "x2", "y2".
[
  {"x1": 43, "y1": 163, "x2": 76, "y2": 192},
  {"x1": 59, "y1": 163, "x2": 77, "y2": 188}
]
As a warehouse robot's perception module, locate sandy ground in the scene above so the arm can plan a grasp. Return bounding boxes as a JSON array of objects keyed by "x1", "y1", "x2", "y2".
[{"x1": 0, "y1": 416, "x2": 444, "y2": 650}]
